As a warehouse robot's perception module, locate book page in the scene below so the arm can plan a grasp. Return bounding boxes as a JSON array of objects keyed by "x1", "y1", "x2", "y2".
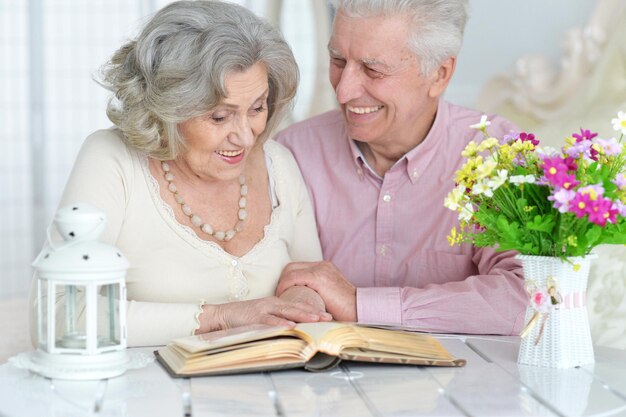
[{"x1": 172, "y1": 323, "x2": 291, "y2": 353}]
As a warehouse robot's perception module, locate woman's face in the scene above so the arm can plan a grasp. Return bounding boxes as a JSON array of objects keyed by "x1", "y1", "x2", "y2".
[{"x1": 178, "y1": 62, "x2": 269, "y2": 182}]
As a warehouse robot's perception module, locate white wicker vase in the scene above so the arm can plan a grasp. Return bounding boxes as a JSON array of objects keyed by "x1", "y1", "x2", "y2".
[{"x1": 517, "y1": 254, "x2": 595, "y2": 368}]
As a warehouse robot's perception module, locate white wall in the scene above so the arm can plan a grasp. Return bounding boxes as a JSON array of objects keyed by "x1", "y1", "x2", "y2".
[{"x1": 447, "y1": 0, "x2": 597, "y2": 109}]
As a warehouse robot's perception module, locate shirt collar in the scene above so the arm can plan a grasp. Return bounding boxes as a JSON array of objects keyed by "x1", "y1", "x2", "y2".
[
  {"x1": 348, "y1": 138, "x2": 368, "y2": 180},
  {"x1": 404, "y1": 98, "x2": 448, "y2": 184}
]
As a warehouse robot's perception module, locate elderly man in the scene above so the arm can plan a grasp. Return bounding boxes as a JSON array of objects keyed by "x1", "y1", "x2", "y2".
[{"x1": 275, "y1": 0, "x2": 528, "y2": 335}]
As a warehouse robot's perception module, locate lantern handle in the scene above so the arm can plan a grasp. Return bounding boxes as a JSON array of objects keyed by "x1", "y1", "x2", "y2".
[
  {"x1": 46, "y1": 223, "x2": 64, "y2": 250},
  {"x1": 45, "y1": 215, "x2": 106, "y2": 250}
]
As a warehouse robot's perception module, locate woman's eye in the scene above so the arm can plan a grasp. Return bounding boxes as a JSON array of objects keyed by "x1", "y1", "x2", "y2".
[
  {"x1": 253, "y1": 105, "x2": 266, "y2": 114},
  {"x1": 210, "y1": 113, "x2": 228, "y2": 123}
]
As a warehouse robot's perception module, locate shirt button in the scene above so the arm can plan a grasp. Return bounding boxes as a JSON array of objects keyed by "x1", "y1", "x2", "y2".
[
  {"x1": 231, "y1": 260, "x2": 238, "y2": 266},
  {"x1": 356, "y1": 168, "x2": 363, "y2": 176},
  {"x1": 382, "y1": 194, "x2": 392, "y2": 203},
  {"x1": 379, "y1": 245, "x2": 387, "y2": 256},
  {"x1": 412, "y1": 169, "x2": 419, "y2": 179}
]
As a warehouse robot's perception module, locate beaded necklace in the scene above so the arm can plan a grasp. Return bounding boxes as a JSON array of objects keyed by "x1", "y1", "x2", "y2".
[{"x1": 161, "y1": 161, "x2": 248, "y2": 242}]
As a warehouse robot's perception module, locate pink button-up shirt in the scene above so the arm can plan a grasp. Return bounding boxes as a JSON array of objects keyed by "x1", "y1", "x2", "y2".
[{"x1": 275, "y1": 100, "x2": 528, "y2": 335}]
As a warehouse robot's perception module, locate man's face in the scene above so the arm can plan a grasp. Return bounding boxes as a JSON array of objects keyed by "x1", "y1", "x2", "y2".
[{"x1": 328, "y1": 11, "x2": 439, "y2": 147}]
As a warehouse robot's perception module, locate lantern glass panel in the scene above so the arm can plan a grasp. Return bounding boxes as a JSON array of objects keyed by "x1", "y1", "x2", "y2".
[
  {"x1": 55, "y1": 284, "x2": 87, "y2": 350},
  {"x1": 98, "y1": 283, "x2": 121, "y2": 348},
  {"x1": 37, "y1": 279, "x2": 48, "y2": 349}
]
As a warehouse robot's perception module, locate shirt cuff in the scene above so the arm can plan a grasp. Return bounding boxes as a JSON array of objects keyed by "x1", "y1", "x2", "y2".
[{"x1": 356, "y1": 287, "x2": 402, "y2": 325}]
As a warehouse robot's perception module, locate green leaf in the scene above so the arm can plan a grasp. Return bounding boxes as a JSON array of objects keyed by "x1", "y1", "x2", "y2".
[{"x1": 526, "y1": 215, "x2": 556, "y2": 233}]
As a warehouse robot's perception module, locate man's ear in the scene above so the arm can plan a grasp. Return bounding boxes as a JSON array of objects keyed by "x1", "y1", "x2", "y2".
[{"x1": 428, "y1": 56, "x2": 456, "y2": 98}]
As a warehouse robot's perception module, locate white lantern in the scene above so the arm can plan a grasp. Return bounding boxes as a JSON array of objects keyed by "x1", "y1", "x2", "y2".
[{"x1": 31, "y1": 203, "x2": 129, "y2": 380}]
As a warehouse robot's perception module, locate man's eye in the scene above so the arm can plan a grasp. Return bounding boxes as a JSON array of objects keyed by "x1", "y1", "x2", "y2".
[
  {"x1": 331, "y1": 57, "x2": 346, "y2": 68},
  {"x1": 365, "y1": 67, "x2": 384, "y2": 79}
]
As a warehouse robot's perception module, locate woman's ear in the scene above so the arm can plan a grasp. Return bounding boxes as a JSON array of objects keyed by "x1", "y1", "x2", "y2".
[{"x1": 428, "y1": 56, "x2": 456, "y2": 98}]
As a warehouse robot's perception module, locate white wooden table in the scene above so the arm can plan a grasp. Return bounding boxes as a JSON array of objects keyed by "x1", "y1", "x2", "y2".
[{"x1": 1, "y1": 335, "x2": 625, "y2": 416}]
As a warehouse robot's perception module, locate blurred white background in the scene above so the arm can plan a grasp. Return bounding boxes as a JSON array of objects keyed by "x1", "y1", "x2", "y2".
[{"x1": 0, "y1": 0, "x2": 596, "y2": 300}]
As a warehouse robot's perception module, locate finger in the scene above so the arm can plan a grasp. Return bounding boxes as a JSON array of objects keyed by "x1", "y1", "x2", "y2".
[
  {"x1": 276, "y1": 269, "x2": 317, "y2": 295},
  {"x1": 261, "y1": 315, "x2": 296, "y2": 328},
  {"x1": 281, "y1": 261, "x2": 316, "y2": 274},
  {"x1": 277, "y1": 305, "x2": 326, "y2": 323}
]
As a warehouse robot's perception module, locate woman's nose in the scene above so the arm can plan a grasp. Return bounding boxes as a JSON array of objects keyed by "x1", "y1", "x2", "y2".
[{"x1": 229, "y1": 116, "x2": 255, "y2": 147}]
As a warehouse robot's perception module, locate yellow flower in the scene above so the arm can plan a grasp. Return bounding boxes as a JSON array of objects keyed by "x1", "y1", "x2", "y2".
[
  {"x1": 475, "y1": 158, "x2": 497, "y2": 179},
  {"x1": 477, "y1": 137, "x2": 499, "y2": 152},
  {"x1": 447, "y1": 227, "x2": 461, "y2": 246},
  {"x1": 462, "y1": 141, "x2": 479, "y2": 158},
  {"x1": 567, "y1": 235, "x2": 578, "y2": 247}
]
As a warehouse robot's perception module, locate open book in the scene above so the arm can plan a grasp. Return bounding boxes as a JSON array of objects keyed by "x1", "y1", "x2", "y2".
[{"x1": 154, "y1": 322, "x2": 466, "y2": 377}]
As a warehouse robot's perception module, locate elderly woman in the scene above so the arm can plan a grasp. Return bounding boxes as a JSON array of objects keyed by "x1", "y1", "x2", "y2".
[{"x1": 30, "y1": 0, "x2": 329, "y2": 347}]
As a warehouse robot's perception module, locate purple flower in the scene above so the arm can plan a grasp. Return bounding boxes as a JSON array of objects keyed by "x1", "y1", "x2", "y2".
[
  {"x1": 565, "y1": 140, "x2": 598, "y2": 161},
  {"x1": 595, "y1": 138, "x2": 622, "y2": 157},
  {"x1": 503, "y1": 130, "x2": 519, "y2": 144},
  {"x1": 572, "y1": 128, "x2": 598, "y2": 142},
  {"x1": 549, "y1": 188, "x2": 576, "y2": 213},
  {"x1": 613, "y1": 173, "x2": 626, "y2": 190},
  {"x1": 614, "y1": 200, "x2": 626, "y2": 217},
  {"x1": 579, "y1": 184, "x2": 605, "y2": 198}
]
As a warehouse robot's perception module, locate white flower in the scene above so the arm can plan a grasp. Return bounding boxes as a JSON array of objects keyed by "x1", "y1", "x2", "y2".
[
  {"x1": 458, "y1": 202, "x2": 474, "y2": 222},
  {"x1": 444, "y1": 184, "x2": 466, "y2": 211},
  {"x1": 470, "y1": 115, "x2": 491, "y2": 131},
  {"x1": 509, "y1": 174, "x2": 536, "y2": 185},
  {"x1": 535, "y1": 146, "x2": 558, "y2": 157},
  {"x1": 487, "y1": 169, "x2": 509, "y2": 190},
  {"x1": 471, "y1": 180, "x2": 493, "y2": 197},
  {"x1": 612, "y1": 111, "x2": 626, "y2": 135}
]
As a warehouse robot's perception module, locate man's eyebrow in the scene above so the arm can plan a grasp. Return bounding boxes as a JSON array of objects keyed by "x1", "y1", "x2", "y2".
[
  {"x1": 328, "y1": 46, "x2": 342, "y2": 58},
  {"x1": 328, "y1": 45, "x2": 392, "y2": 72}
]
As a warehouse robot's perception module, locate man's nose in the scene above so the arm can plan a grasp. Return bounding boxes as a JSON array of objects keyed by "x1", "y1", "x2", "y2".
[{"x1": 334, "y1": 64, "x2": 363, "y2": 104}]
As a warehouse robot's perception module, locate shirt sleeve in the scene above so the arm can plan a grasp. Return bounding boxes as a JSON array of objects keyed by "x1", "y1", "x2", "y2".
[{"x1": 356, "y1": 248, "x2": 528, "y2": 335}]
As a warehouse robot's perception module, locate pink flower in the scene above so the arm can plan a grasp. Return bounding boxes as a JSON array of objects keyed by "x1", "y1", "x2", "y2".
[
  {"x1": 519, "y1": 132, "x2": 539, "y2": 147},
  {"x1": 587, "y1": 197, "x2": 619, "y2": 226},
  {"x1": 530, "y1": 289, "x2": 552, "y2": 313},
  {"x1": 569, "y1": 192, "x2": 593, "y2": 218},
  {"x1": 540, "y1": 156, "x2": 579, "y2": 188}
]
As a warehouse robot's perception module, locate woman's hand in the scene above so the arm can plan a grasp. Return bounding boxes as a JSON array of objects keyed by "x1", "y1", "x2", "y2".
[
  {"x1": 279, "y1": 286, "x2": 330, "y2": 319},
  {"x1": 196, "y1": 295, "x2": 331, "y2": 334}
]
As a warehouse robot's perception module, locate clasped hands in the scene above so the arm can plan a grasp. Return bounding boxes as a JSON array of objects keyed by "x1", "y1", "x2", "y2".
[
  {"x1": 276, "y1": 261, "x2": 357, "y2": 322},
  {"x1": 196, "y1": 261, "x2": 356, "y2": 334}
]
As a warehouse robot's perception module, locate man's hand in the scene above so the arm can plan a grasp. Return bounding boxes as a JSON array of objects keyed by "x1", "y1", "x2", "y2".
[{"x1": 276, "y1": 261, "x2": 357, "y2": 322}]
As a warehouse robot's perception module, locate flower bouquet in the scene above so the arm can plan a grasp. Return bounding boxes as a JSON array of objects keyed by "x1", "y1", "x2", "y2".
[
  {"x1": 445, "y1": 112, "x2": 626, "y2": 258},
  {"x1": 444, "y1": 111, "x2": 626, "y2": 368}
]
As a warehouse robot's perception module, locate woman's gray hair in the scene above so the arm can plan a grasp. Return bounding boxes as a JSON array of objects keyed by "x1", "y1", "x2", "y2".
[
  {"x1": 331, "y1": 0, "x2": 469, "y2": 75},
  {"x1": 99, "y1": 0, "x2": 299, "y2": 159}
]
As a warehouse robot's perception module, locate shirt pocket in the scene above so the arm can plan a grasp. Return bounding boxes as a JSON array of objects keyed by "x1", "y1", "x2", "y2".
[{"x1": 411, "y1": 250, "x2": 476, "y2": 285}]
